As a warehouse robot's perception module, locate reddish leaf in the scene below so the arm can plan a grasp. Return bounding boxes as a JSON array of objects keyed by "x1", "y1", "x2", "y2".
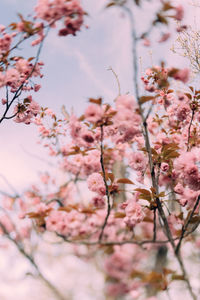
[{"x1": 117, "y1": 178, "x2": 134, "y2": 184}]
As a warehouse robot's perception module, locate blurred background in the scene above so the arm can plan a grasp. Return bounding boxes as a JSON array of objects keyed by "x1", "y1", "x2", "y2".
[{"x1": 0, "y1": 0, "x2": 199, "y2": 299}]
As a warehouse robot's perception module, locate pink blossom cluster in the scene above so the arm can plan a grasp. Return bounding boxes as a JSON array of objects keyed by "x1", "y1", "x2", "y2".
[
  {"x1": 174, "y1": 149, "x2": 200, "y2": 192},
  {"x1": 0, "y1": 32, "x2": 12, "y2": 57},
  {"x1": 46, "y1": 209, "x2": 85, "y2": 236},
  {"x1": 35, "y1": 0, "x2": 84, "y2": 36},
  {"x1": 123, "y1": 198, "x2": 144, "y2": 229},
  {"x1": 14, "y1": 96, "x2": 40, "y2": 124},
  {"x1": 104, "y1": 244, "x2": 147, "y2": 298},
  {"x1": 62, "y1": 149, "x2": 101, "y2": 176},
  {"x1": 0, "y1": 58, "x2": 43, "y2": 93},
  {"x1": 113, "y1": 95, "x2": 142, "y2": 143},
  {"x1": 141, "y1": 66, "x2": 190, "y2": 95},
  {"x1": 87, "y1": 173, "x2": 106, "y2": 196}
]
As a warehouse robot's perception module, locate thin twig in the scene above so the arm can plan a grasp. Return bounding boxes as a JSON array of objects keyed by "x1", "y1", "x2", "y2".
[
  {"x1": 187, "y1": 109, "x2": 195, "y2": 151},
  {"x1": 0, "y1": 222, "x2": 65, "y2": 300},
  {"x1": 153, "y1": 208, "x2": 157, "y2": 242},
  {"x1": 107, "y1": 66, "x2": 121, "y2": 96},
  {"x1": 175, "y1": 195, "x2": 200, "y2": 255}
]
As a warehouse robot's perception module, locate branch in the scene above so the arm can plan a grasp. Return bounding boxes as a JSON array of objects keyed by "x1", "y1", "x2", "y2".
[
  {"x1": 175, "y1": 195, "x2": 200, "y2": 255},
  {"x1": 98, "y1": 125, "x2": 111, "y2": 241},
  {"x1": 187, "y1": 108, "x2": 195, "y2": 151},
  {"x1": 153, "y1": 208, "x2": 157, "y2": 242},
  {"x1": 0, "y1": 222, "x2": 65, "y2": 300}
]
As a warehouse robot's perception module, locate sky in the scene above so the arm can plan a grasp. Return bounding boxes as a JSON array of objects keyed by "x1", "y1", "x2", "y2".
[{"x1": 0, "y1": 0, "x2": 198, "y2": 193}]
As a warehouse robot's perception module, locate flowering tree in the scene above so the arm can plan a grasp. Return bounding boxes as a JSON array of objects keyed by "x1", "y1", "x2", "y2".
[{"x1": 1, "y1": 0, "x2": 200, "y2": 299}]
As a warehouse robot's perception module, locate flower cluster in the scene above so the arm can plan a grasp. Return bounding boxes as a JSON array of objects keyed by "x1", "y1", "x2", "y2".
[{"x1": 35, "y1": 0, "x2": 84, "y2": 36}]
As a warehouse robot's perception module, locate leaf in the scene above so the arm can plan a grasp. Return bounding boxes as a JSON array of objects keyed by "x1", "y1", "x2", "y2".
[
  {"x1": 130, "y1": 270, "x2": 144, "y2": 279},
  {"x1": 114, "y1": 212, "x2": 126, "y2": 218},
  {"x1": 59, "y1": 206, "x2": 72, "y2": 212},
  {"x1": 139, "y1": 194, "x2": 152, "y2": 202},
  {"x1": 156, "y1": 13, "x2": 168, "y2": 25},
  {"x1": 28, "y1": 56, "x2": 35, "y2": 62},
  {"x1": 105, "y1": 104, "x2": 111, "y2": 112},
  {"x1": 189, "y1": 86, "x2": 194, "y2": 92},
  {"x1": 162, "y1": 2, "x2": 174, "y2": 11},
  {"x1": 143, "y1": 216, "x2": 154, "y2": 222},
  {"x1": 171, "y1": 274, "x2": 185, "y2": 281},
  {"x1": 163, "y1": 268, "x2": 175, "y2": 275},
  {"x1": 135, "y1": 188, "x2": 151, "y2": 196},
  {"x1": 150, "y1": 187, "x2": 156, "y2": 194},
  {"x1": 151, "y1": 148, "x2": 158, "y2": 156},
  {"x1": 167, "y1": 89, "x2": 174, "y2": 94},
  {"x1": 78, "y1": 114, "x2": 85, "y2": 121},
  {"x1": 105, "y1": 2, "x2": 116, "y2": 8},
  {"x1": 162, "y1": 143, "x2": 179, "y2": 151},
  {"x1": 189, "y1": 215, "x2": 200, "y2": 224},
  {"x1": 108, "y1": 172, "x2": 115, "y2": 183},
  {"x1": 168, "y1": 68, "x2": 179, "y2": 77},
  {"x1": 158, "y1": 191, "x2": 165, "y2": 197},
  {"x1": 139, "y1": 96, "x2": 155, "y2": 104},
  {"x1": 164, "y1": 150, "x2": 180, "y2": 159},
  {"x1": 117, "y1": 178, "x2": 134, "y2": 184},
  {"x1": 80, "y1": 208, "x2": 96, "y2": 214},
  {"x1": 185, "y1": 93, "x2": 192, "y2": 100},
  {"x1": 89, "y1": 98, "x2": 102, "y2": 105}
]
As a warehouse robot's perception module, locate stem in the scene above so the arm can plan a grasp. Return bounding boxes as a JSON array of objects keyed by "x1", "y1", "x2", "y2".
[
  {"x1": 98, "y1": 125, "x2": 111, "y2": 241},
  {"x1": 153, "y1": 208, "x2": 157, "y2": 242},
  {"x1": 176, "y1": 195, "x2": 200, "y2": 255},
  {"x1": 187, "y1": 109, "x2": 195, "y2": 151}
]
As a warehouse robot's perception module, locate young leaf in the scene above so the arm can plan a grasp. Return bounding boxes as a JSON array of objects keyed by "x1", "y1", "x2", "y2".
[{"x1": 117, "y1": 178, "x2": 134, "y2": 184}]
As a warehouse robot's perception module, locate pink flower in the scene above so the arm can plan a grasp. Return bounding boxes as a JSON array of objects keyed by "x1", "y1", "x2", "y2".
[
  {"x1": 6, "y1": 68, "x2": 20, "y2": 86},
  {"x1": 35, "y1": 0, "x2": 84, "y2": 36},
  {"x1": 161, "y1": 162, "x2": 169, "y2": 172},
  {"x1": 173, "y1": 68, "x2": 189, "y2": 83},
  {"x1": 27, "y1": 100, "x2": 40, "y2": 116},
  {"x1": 34, "y1": 84, "x2": 41, "y2": 92},
  {"x1": 174, "y1": 183, "x2": 184, "y2": 195},
  {"x1": 1, "y1": 98, "x2": 7, "y2": 105},
  {"x1": 174, "y1": 5, "x2": 184, "y2": 21},
  {"x1": 184, "y1": 165, "x2": 200, "y2": 191},
  {"x1": 158, "y1": 33, "x2": 170, "y2": 43},
  {"x1": 176, "y1": 103, "x2": 190, "y2": 121},
  {"x1": 87, "y1": 173, "x2": 106, "y2": 195},
  {"x1": 81, "y1": 129, "x2": 94, "y2": 144},
  {"x1": 124, "y1": 200, "x2": 144, "y2": 228},
  {"x1": 91, "y1": 196, "x2": 105, "y2": 208},
  {"x1": 129, "y1": 152, "x2": 147, "y2": 172},
  {"x1": 143, "y1": 38, "x2": 150, "y2": 47},
  {"x1": 116, "y1": 95, "x2": 135, "y2": 111},
  {"x1": 84, "y1": 104, "x2": 103, "y2": 123}
]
